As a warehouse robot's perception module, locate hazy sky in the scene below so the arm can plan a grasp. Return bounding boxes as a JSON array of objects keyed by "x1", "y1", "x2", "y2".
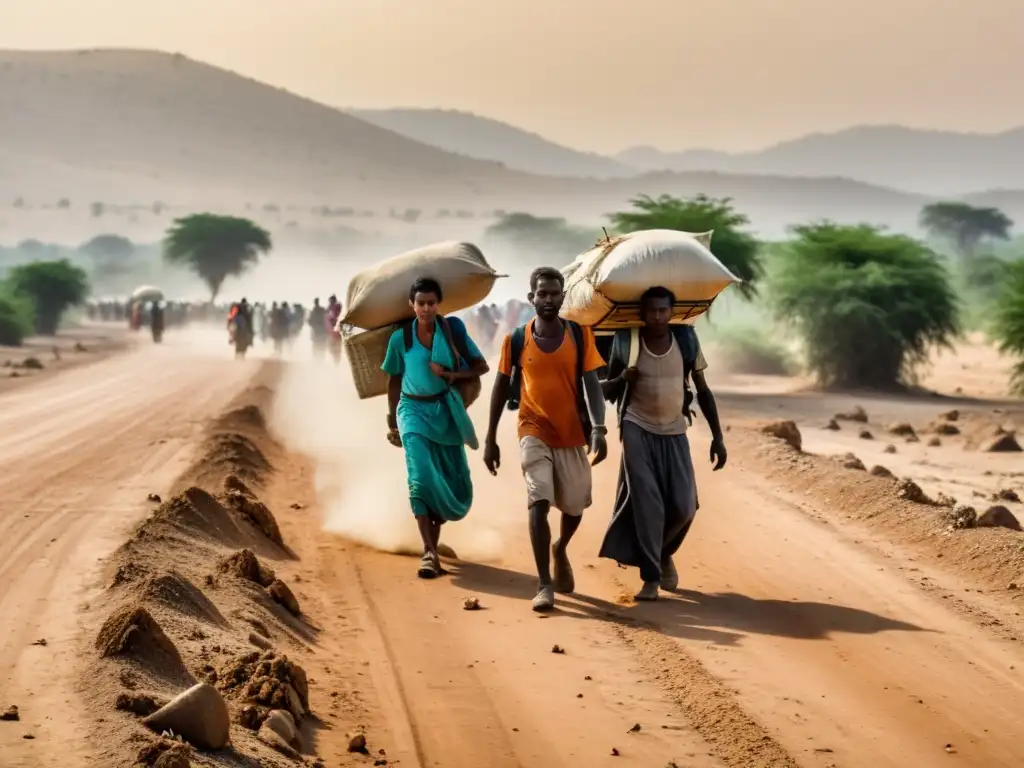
[{"x1": 4, "y1": 0, "x2": 1023, "y2": 154}]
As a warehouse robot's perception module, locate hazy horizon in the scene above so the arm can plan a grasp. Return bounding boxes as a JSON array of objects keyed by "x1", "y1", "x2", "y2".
[{"x1": 4, "y1": 0, "x2": 1023, "y2": 155}]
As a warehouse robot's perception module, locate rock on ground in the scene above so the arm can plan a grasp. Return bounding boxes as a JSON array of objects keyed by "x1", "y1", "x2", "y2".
[
  {"x1": 268, "y1": 579, "x2": 301, "y2": 616},
  {"x1": 143, "y1": 682, "x2": 231, "y2": 750},
  {"x1": 897, "y1": 478, "x2": 933, "y2": 504},
  {"x1": 887, "y1": 422, "x2": 916, "y2": 437},
  {"x1": 981, "y1": 433, "x2": 1022, "y2": 452},
  {"x1": 943, "y1": 504, "x2": 977, "y2": 530},
  {"x1": 870, "y1": 465, "x2": 896, "y2": 479},
  {"x1": 263, "y1": 708, "x2": 298, "y2": 745}
]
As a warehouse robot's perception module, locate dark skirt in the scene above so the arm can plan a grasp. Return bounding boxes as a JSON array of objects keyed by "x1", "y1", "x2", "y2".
[{"x1": 598, "y1": 421, "x2": 697, "y2": 583}]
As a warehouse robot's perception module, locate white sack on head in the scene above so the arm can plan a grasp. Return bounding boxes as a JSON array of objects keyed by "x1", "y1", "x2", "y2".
[
  {"x1": 560, "y1": 229, "x2": 739, "y2": 329},
  {"x1": 341, "y1": 241, "x2": 502, "y2": 330}
]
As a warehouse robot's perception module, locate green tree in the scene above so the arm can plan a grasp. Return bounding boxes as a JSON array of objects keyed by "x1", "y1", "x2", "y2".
[
  {"x1": 0, "y1": 283, "x2": 35, "y2": 346},
  {"x1": 772, "y1": 223, "x2": 959, "y2": 390},
  {"x1": 992, "y1": 259, "x2": 1024, "y2": 394},
  {"x1": 6, "y1": 260, "x2": 90, "y2": 335},
  {"x1": 920, "y1": 202, "x2": 1013, "y2": 265},
  {"x1": 163, "y1": 214, "x2": 272, "y2": 301},
  {"x1": 609, "y1": 193, "x2": 763, "y2": 300},
  {"x1": 484, "y1": 212, "x2": 595, "y2": 256},
  {"x1": 79, "y1": 234, "x2": 135, "y2": 262}
]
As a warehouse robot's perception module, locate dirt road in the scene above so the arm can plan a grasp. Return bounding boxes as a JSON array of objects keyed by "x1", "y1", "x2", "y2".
[
  {"x1": 272, "y1": 364, "x2": 1024, "y2": 768},
  {"x1": 0, "y1": 340, "x2": 258, "y2": 766}
]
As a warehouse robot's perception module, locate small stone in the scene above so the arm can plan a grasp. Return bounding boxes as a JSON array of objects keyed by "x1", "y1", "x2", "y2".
[
  {"x1": 927, "y1": 437, "x2": 942, "y2": 447},
  {"x1": 887, "y1": 422, "x2": 916, "y2": 437},
  {"x1": 884, "y1": 444, "x2": 897, "y2": 454},
  {"x1": 348, "y1": 733, "x2": 369, "y2": 753},
  {"x1": 463, "y1": 597, "x2": 481, "y2": 611},
  {"x1": 628, "y1": 723, "x2": 641, "y2": 733},
  {"x1": 994, "y1": 489, "x2": 1021, "y2": 503},
  {"x1": 248, "y1": 631, "x2": 273, "y2": 650},
  {"x1": 943, "y1": 504, "x2": 977, "y2": 530},
  {"x1": 940, "y1": 410, "x2": 959, "y2": 422},
  {"x1": 836, "y1": 406, "x2": 868, "y2": 423},
  {"x1": 142, "y1": 682, "x2": 230, "y2": 750},
  {"x1": 154, "y1": 745, "x2": 192, "y2": 768},
  {"x1": 1, "y1": 705, "x2": 19, "y2": 721},
  {"x1": 611, "y1": 747, "x2": 620, "y2": 756},
  {"x1": 897, "y1": 478, "x2": 932, "y2": 505},
  {"x1": 981, "y1": 433, "x2": 1022, "y2": 453},
  {"x1": 259, "y1": 724, "x2": 300, "y2": 758},
  {"x1": 551, "y1": 644, "x2": 565, "y2": 654},
  {"x1": 838, "y1": 453, "x2": 866, "y2": 471},
  {"x1": 870, "y1": 465, "x2": 896, "y2": 479},
  {"x1": 263, "y1": 709, "x2": 298, "y2": 745},
  {"x1": 858, "y1": 428, "x2": 874, "y2": 440},
  {"x1": 148, "y1": 493, "x2": 162, "y2": 503},
  {"x1": 933, "y1": 422, "x2": 960, "y2": 436},
  {"x1": 824, "y1": 418, "x2": 840, "y2": 431}
]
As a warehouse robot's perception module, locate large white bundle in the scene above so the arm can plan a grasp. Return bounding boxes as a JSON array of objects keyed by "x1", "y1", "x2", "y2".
[
  {"x1": 560, "y1": 229, "x2": 739, "y2": 328},
  {"x1": 341, "y1": 241, "x2": 502, "y2": 330}
]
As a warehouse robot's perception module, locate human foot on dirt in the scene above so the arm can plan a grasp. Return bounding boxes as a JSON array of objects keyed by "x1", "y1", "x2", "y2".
[
  {"x1": 417, "y1": 553, "x2": 438, "y2": 579},
  {"x1": 552, "y1": 540, "x2": 575, "y2": 594},
  {"x1": 532, "y1": 585, "x2": 555, "y2": 612},
  {"x1": 660, "y1": 558, "x2": 679, "y2": 591},
  {"x1": 635, "y1": 582, "x2": 660, "y2": 601},
  {"x1": 431, "y1": 551, "x2": 450, "y2": 576}
]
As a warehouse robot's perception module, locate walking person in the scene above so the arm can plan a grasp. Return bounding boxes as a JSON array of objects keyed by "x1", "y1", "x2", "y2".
[
  {"x1": 483, "y1": 267, "x2": 608, "y2": 612},
  {"x1": 382, "y1": 278, "x2": 489, "y2": 579},
  {"x1": 598, "y1": 286, "x2": 727, "y2": 601}
]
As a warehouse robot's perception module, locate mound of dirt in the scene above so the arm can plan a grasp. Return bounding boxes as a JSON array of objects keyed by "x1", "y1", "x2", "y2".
[
  {"x1": 115, "y1": 692, "x2": 164, "y2": 717},
  {"x1": 219, "y1": 549, "x2": 276, "y2": 587},
  {"x1": 761, "y1": 421, "x2": 801, "y2": 451},
  {"x1": 96, "y1": 605, "x2": 187, "y2": 677},
  {"x1": 836, "y1": 453, "x2": 865, "y2": 471},
  {"x1": 140, "y1": 571, "x2": 225, "y2": 625},
  {"x1": 221, "y1": 489, "x2": 283, "y2": 547},
  {"x1": 216, "y1": 651, "x2": 309, "y2": 725},
  {"x1": 978, "y1": 505, "x2": 1022, "y2": 531},
  {"x1": 153, "y1": 487, "x2": 235, "y2": 538},
  {"x1": 869, "y1": 465, "x2": 896, "y2": 479},
  {"x1": 202, "y1": 433, "x2": 271, "y2": 483},
  {"x1": 896, "y1": 478, "x2": 933, "y2": 505},
  {"x1": 981, "y1": 433, "x2": 1022, "y2": 453},
  {"x1": 267, "y1": 579, "x2": 301, "y2": 616},
  {"x1": 994, "y1": 489, "x2": 1021, "y2": 503},
  {"x1": 835, "y1": 406, "x2": 868, "y2": 423},
  {"x1": 217, "y1": 404, "x2": 266, "y2": 432},
  {"x1": 887, "y1": 422, "x2": 916, "y2": 437},
  {"x1": 942, "y1": 504, "x2": 977, "y2": 530},
  {"x1": 137, "y1": 740, "x2": 192, "y2": 767},
  {"x1": 932, "y1": 422, "x2": 961, "y2": 436}
]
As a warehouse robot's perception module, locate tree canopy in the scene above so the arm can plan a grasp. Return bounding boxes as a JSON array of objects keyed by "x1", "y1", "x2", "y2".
[
  {"x1": 992, "y1": 259, "x2": 1024, "y2": 394},
  {"x1": 79, "y1": 234, "x2": 135, "y2": 261},
  {"x1": 484, "y1": 212, "x2": 595, "y2": 257},
  {"x1": 608, "y1": 193, "x2": 763, "y2": 300},
  {"x1": 5, "y1": 259, "x2": 90, "y2": 335},
  {"x1": 163, "y1": 214, "x2": 272, "y2": 301},
  {"x1": 0, "y1": 283, "x2": 34, "y2": 346},
  {"x1": 772, "y1": 223, "x2": 959, "y2": 389},
  {"x1": 920, "y1": 202, "x2": 1013, "y2": 264}
]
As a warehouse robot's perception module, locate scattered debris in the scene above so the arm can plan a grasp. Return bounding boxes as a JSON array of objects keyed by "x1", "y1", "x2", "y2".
[
  {"x1": 628, "y1": 723, "x2": 642, "y2": 733},
  {"x1": 30, "y1": 638, "x2": 47, "y2": 646},
  {"x1": 463, "y1": 597, "x2": 481, "y2": 611},
  {"x1": 1, "y1": 705, "x2": 19, "y2": 721},
  {"x1": 858, "y1": 429, "x2": 874, "y2": 440},
  {"x1": 551, "y1": 644, "x2": 566, "y2": 654},
  {"x1": 884, "y1": 444, "x2": 897, "y2": 454},
  {"x1": 148, "y1": 493, "x2": 162, "y2": 503},
  {"x1": 611, "y1": 747, "x2": 620, "y2": 756}
]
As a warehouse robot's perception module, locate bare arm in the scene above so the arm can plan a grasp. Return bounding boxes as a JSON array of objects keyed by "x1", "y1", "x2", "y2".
[
  {"x1": 693, "y1": 371, "x2": 723, "y2": 442},
  {"x1": 485, "y1": 373, "x2": 510, "y2": 444},
  {"x1": 387, "y1": 375, "x2": 402, "y2": 428},
  {"x1": 582, "y1": 371, "x2": 607, "y2": 428}
]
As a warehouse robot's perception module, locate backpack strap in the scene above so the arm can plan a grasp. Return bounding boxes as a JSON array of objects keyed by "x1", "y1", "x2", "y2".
[
  {"x1": 436, "y1": 316, "x2": 464, "y2": 370},
  {"x1": 506, "y1": 323, "x2": 528, "y2": 411},
  {"x1": 627, "y1": 327, "x2": 641, "y2": 368},
  {"x1": 566, "y1": 321, "x2": 592, "y2": 435},
  {"x1": 402, "y1": 320, "x2": 414, "y2": 352}
]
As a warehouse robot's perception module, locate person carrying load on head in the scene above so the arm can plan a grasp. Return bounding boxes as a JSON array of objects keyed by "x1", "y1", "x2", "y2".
[
  {"x1": 382, "y1": 277, "x2": 489, "y2": 580},
  {"x1": 598, "y1": 286, "x2": 727, "y2": 601},
  {"x1": 483, "y1": 267, "x2": 609, "y2": 613}
]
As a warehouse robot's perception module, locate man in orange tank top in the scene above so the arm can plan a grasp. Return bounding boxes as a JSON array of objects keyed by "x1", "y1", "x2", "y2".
[{"x1": 484, "y1": 267, "x2": 609, "y2": 612}]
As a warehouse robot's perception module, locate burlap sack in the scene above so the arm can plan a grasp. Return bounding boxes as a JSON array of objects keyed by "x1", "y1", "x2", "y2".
[
  {"x1": 342, "y1": 241, "x2": 502, "y2": 330},
  {"x1": 560, "y1": 229, "x2": 739, "y2": 328}
]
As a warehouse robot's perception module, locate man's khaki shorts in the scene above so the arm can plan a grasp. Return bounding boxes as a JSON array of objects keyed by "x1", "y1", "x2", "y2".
[{"x1": 518, "y1": 435, "x2": 592, "y2": 516}]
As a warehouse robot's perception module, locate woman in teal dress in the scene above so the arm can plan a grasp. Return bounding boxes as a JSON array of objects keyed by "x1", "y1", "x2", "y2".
[{"x1": 382, "y1": 277, "x2": 489, "y2": 578}]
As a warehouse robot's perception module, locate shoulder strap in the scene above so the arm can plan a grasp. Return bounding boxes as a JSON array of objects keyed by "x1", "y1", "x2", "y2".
[
  {"x1": 510, "y1": 323, "x2": 527, "y2": 371},
  {"x1": 437, "y1": 316, "x2": 468, "y2": 369},
  {"x1": 627, "y1": 327, "x2": 640, "y2": 368},
  {"x1": 402, "y1": 320, "x2": 414, "y2": 352},
  {"x1": 567, "y1": 321, "x2": 585, "y2": 379}
]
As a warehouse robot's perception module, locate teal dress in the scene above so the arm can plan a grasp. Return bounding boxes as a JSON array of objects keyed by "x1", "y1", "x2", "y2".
[{"x1": 381, "y1": 317, "x2": 482, "y2": 522}]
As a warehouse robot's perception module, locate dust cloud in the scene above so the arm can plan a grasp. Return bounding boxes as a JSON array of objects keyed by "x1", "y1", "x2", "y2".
[{"x1": 269, "y1": 347, "x2": 504, "y2": 562}]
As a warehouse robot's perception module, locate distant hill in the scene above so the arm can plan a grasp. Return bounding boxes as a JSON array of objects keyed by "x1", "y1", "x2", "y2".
[
  {"x1": 617, "y1": 125, "x2": 1024, "y2": 196},
  {"x1": 3, "y1": 50, "x2": 1024, "y2": 239},
  {"x1": 349, "y1": 108, "x2": 635, "y2": 179}
]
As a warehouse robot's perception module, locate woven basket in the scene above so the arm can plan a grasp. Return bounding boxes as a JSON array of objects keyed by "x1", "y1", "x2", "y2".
[{"x1": 342, "y1": 324, "x2": 397, "y2": 399}]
